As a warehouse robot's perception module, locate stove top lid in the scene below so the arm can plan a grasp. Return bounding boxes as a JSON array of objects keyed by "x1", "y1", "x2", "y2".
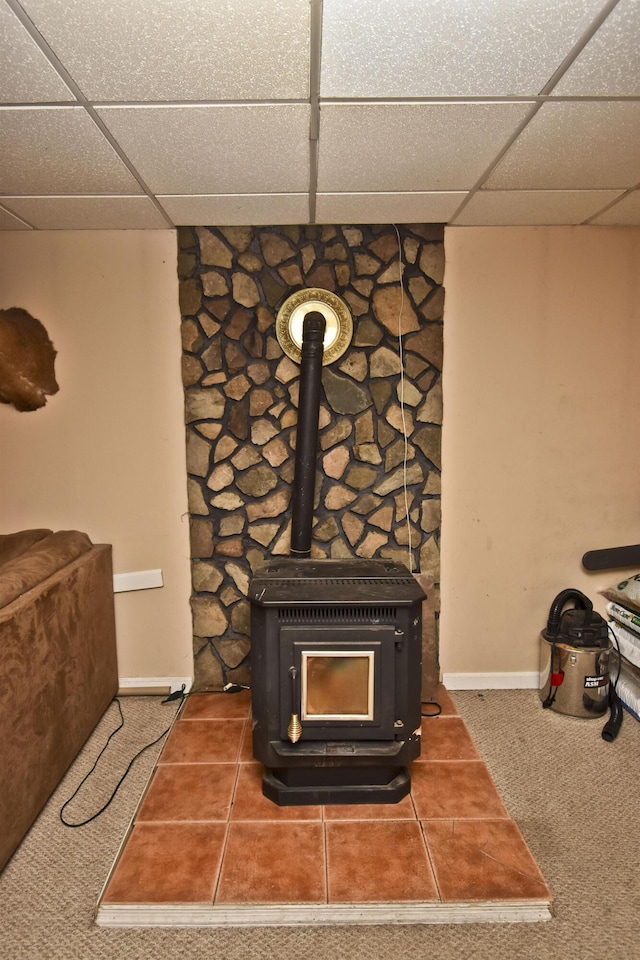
[{"x1": 249, "y1": 558, "x2": 426, "y2": 605}]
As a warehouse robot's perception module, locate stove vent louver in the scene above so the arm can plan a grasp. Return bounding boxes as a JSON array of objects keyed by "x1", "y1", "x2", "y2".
[
  {"x1": 278, "y1": 577, "x2": 416, "y2": 589},
  {"x1": 277, "y1": 605, "x2": 398, "y2": 624}
]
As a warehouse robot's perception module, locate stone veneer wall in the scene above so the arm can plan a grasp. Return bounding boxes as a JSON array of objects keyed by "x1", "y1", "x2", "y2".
[{"x1": 178, "y1": 224, "x2": 444, "y2": 691}]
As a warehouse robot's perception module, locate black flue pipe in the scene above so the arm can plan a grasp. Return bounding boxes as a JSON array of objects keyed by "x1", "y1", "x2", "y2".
[{"x1": 290, "y1": 311, "x2": 326, "y2": 558}]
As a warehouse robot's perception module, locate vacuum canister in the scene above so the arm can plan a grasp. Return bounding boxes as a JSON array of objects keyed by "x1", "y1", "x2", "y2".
[{"x1": 539, "y1": 589, "x2": 610, "y2": 718}]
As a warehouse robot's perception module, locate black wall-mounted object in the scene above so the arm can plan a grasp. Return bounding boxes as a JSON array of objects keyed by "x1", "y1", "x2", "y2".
[{"x1": 582, "y1": 544, "x2": 640, "y2": 571}]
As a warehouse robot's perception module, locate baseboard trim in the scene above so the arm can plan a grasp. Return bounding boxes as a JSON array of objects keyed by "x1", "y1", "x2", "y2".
[
  {"x1": 117, "y1": 676, "x2": 193, "y2": 696},
  {"x1": 442, "y1": 672, "x2": 540, "y2": 690}
]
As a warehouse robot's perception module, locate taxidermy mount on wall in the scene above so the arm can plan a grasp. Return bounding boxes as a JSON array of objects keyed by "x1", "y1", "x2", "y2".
[{"x1": 0, "y1": 307, "x2": 59, "y2": 412}]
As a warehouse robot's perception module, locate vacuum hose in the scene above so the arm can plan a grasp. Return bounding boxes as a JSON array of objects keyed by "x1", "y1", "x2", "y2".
[
  {"x1": 602, "y1": 687, "x2": 624, "y2": 742},
  {"x1": 545, "y1": 588, "x2": 592, "y2": 637}
]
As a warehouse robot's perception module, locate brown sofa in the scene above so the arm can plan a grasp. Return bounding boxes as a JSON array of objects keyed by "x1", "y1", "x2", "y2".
[{"x1": 0, "y1": 529, "x2": 118, "y2": 872}]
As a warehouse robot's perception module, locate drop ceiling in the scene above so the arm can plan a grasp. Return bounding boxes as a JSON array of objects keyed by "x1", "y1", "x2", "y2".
[{"x1": 0, "y1": 0, "x2": 639, "y2": 230}]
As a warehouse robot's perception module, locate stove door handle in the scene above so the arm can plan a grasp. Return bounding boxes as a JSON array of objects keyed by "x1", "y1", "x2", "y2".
[{"x1": 288, "y1": 667, "x2": 302, "y2": 743}]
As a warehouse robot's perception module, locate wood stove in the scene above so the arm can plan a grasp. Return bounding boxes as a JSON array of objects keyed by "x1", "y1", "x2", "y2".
[
  {"x1": 250, "y1": 309, "x2": 426, "y2": 804},
  {"x1": 250, "y1": 557, "x2": 424, "y2": 804}
]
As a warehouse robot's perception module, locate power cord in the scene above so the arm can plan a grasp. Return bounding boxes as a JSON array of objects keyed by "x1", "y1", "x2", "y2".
[
  {"x1": 59, "y1": 692, "x2": 184, "y2": 828},
  {"x1": 421, "y1": 700, "x2": 442, "y2": 718},
  {"x1": 602, "y1": 623, "x2": 623, "y2": 742},
  {"x1": 59, "y1": 683, "x2": 250, "y2": 826}
]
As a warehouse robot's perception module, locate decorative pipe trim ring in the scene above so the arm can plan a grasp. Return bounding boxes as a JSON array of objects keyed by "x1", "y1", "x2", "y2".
[{"x1": 275, "y1": 288, "x2": 353, "y2": 366}]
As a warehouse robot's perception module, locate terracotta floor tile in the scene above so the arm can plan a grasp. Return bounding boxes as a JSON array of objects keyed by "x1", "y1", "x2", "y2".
[
  {"x1": 411, "y1": 761, "x2": 509, "y2": 820},
  {"x1": 423, "y1": 819, "x2": 551, "y2": 902},
  {"x1": 323, "y1": 794, "x2": 416, "y2": 820},
  {"x1": 102, "y1": 822, "x2": 226, "y2": 904},
  {"x1": 215, "y1": 821, "x2": 326, "y2": 904},
  {"x1": 326, "y1": 821, "x2": 439, "y2": 903},
  {"x1": 158, "y1": 719, "x2": 244, "y2": 764},
  {"x1": 417, "y1": 717, "x2": 481, "y2": 761},
  {"x1": 137, "y1": 763, "x2": 237, "y2": 822},
  {"x1": 231, "y1": 763, "x2": 322, "y2": 821},
  {"x1": 99, "y1": 685, "x2": 551, "y2": 913},
  {"x1": 181, "y1": 690, "x2": 251, "y2": 720}
]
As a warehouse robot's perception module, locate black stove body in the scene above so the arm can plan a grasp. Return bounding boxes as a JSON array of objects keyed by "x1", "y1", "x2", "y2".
[{"x1": 250, "y1": 557, "x2": 424, "y2": 805}]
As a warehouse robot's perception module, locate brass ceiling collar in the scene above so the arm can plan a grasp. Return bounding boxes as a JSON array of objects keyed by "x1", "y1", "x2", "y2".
[{"x1": 275, "y1": 288, "x2": 353, "y2": 366}]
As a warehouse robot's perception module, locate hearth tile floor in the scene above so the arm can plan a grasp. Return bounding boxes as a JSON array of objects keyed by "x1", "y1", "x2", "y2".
[{"x1": 96, "y1": 686, "x2": 552, "y2": 927}]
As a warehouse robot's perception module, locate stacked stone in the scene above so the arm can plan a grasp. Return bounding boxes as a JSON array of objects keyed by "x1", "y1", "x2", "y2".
[{"x1": 179, "y1": 223, "x2": 444, "y2": 690}]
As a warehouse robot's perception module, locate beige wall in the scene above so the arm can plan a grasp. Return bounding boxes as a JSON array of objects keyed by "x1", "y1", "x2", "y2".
[
  {"x1": 0, "y1": 230, "x2": 193, "y2": 682},
  {"x1": 441, "y1": 226, "x2": 640, "y2": 678},
  {"x1": 3, "y1": 225, "x2": 639, "y2": 684}
]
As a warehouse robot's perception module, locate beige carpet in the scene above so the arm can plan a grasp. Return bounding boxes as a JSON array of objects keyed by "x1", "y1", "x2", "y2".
[{"x1": 1, "y1": 689, "x2": 638, "y2": 959}]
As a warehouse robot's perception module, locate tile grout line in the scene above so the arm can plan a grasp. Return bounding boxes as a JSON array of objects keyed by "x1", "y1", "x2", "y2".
[
  {"x1": 409, "y1": 777, "x2": 445, "y2": 902},
  {"x1": 321, "y1": 793, "x2": 328, "y2": 908},
  {"x1": 418, "y1": 819, "x2": 444, "y2": 903},
  {"x1": 211, "y1": 740, "x2": 244, "y2": 906},
  {"x1": 210, "y1": 822, "x2": 231, "y2": 907},
  {"x1": 323, "y1": 808, "x2": 331, "y2": 905}
]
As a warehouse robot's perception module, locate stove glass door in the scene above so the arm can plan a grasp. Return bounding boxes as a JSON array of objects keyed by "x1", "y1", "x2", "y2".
[
  {"x1": 279, "y1": 625, "x2": 397, "y2": 740},
  {"x1": 301, "y1": 651, "x2": 374, "y2": 721}
]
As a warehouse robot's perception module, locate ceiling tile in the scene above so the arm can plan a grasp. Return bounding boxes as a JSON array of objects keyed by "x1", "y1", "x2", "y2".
[
  {"x1": 453, "y1": 189, "x2": 625, "y2": 225},
  {"x1": 320, "y1": 0, "x2": 605, "y2": 97},
  {"x1": 96, "y1": 105, "x2": 310, "y2": 195},
  {"x1": 591, "y1": 190, "x2": 640, "y2": 225},
  {"x1": 552, "y1": 0, "x2": 640, "y2": 96},
  {"x1": 317, "y1": 102, "x2": 533, "y2": 192},
  {"x1": 2, "y1": 196, "x2": 169, "y2": 230},
  {"x1": 0, "y1": 107, "x2": 143, "y2": 194},
  {"x1": 158, "y1": 195, "x2": 309, "y2": 226},
  {"x1": 0, "y1": 3, "x2": 74, "y2": 102},
  {"x1": 19, "y1": 0, "x2": 309, "y2": 101},
  {"x1": 486, "y1": 102, "x2": 640, "y2": 190},
  {"x1": 0, "y1": 205, "x2": 31, "y2": 230},
  {"x1": 315, "y1": 192, "x2": 464, "y2": 224}
]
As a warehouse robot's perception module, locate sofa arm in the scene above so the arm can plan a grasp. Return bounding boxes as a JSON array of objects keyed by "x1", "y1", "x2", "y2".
[
  {"x1": 0, "y1": 543, "x2": 118, "y2": 872},
  {"x1": 0, "y1": 530, "x2": 94, "y2": 609}
]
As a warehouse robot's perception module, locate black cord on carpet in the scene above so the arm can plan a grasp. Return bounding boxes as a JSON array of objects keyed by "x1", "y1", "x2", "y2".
[
  {"x1": 59, "y1": 685, "x2": 250, "y2": 827},
  {"x1": 59, "y1": 696, "x2": 180, "y2": 828}
]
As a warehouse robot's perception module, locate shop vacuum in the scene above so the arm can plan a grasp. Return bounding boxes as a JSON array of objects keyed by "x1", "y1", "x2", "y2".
[{"x1": 539, "y1": 589, "x2": 623, "y2": 741}]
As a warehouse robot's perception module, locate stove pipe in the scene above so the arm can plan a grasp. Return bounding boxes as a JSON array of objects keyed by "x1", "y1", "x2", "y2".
[{"x1": 290, "y1": 311, "x2": 326, "y2": 559}]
